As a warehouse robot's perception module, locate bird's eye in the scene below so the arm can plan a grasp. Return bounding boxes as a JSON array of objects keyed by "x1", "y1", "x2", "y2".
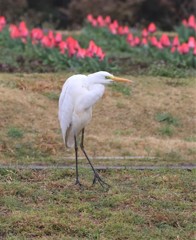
[{"x1": 105, "y1": 76, "x2": 111, "y2": 79}]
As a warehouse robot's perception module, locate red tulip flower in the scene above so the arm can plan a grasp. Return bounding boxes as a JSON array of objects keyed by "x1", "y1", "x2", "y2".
[
  {"x1": 117, "y1": 26, "x2": 129, "y2": 35},
  {"x1": 87, "y1": 40, "x2": 97, "y2": 53},
  {"x1": 0, "y1": 16, "x2": 6, "y2": 26},
  {"x1": 77, "y1": 48, "x2": 87, "y2": 58},
  {"x1": 126, "y1": 33, "x2": 133, "y2": 43},
  {"x1": 19, "y1": 21, "x2": 28, "y2": 38},
  {"x1": 178, "y1": 43, "x2": 189, "y2": 54},
  {"x1": 188, "y1": 36, "x2": 195, "y2": 48},
  {"x1": 172, "y1": 36, "x2": 180, "y2": 47},
  {"x1": 156, "y1": 42, "x2": 163, "y2": 49},
  {"x1": 134, "y1": 36, "x2": 140, "y2": 46},
  {"x1": 148, "y1": 23, "x2": 156, "y2": 33},
  {"x1": 95, "y1": 47, "x2": 105, "y2": 61},
  {"x1": 31, "y1": 28, "x2": 43, "y2": 41},
  {"x1": 188, "y1": 15, "x2": 195, "y2": 29},
  {"x1": 55, "y1": 32, "x2": 62, "y2": 44},
  {"x1": 41, "y1": 36, "x2": 51, "y2": 48},
  {"x1": 109, "y1": 23, "x2": 117, "y2": 34},
  {"x1": 142, "y1": 28, "x2": 148, "y2": 38},
  {"x1": 170, "y1": 46, "x2": 176, "y2": 53},
  {"x1": 121, "y1": 26, "x2": 129, "y2": 35},
  {"x1": 182, "y1": 19, "x2": 188, "y2": 27},
  {"x1": 66, "y1": 36, "x2": 80, "y2": 50},
  {"x1": 150, "y1": 36, "x2": 158, "y2": 46},
  {"x1": 97, "y1": 15, "x2": 105, "y2": 27},
  {"x1": 0, "y1": 16, "x2": 6, "y2": 31},
  {"x1": 87, "y1": 14, "x2": 94, "y2": 23},
  {"x1": 9, "y1": 24, "x2": 20, "y2": 39},
  {"x1": 141, "y1": 38, "x2": 148, "y2": 46},
  {"x1": 105, "y1": 16, "x2": 111, "y2": 25},
  {"x1": 59, "y1": 41, "x2": 67, "y2": 54},
  {"x1": 160, "y1": 33, "x2": 170, "y2": 47}
]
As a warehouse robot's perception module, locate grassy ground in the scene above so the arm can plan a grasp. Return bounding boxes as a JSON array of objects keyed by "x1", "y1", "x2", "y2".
[
  {"x1": 0, "y1": 168, "x2": 195, "y2": 239},
  {"x1": 0, "y1": 73, "x2": 196, "y2": 166},
  {"x1": 0, "y1": 72, "x2": 196, "y2": 239}
]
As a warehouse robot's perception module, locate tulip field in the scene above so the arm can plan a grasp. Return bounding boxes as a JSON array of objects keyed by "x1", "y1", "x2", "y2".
[
  {"x1": 0, "y1": 14, "x2": 196, "y2": 240},
  {"x1": 0, "y1": 14, "x2": 196, "y2": 73}
]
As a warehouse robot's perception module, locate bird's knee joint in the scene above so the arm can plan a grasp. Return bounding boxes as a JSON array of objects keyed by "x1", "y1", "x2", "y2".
[{"x1": 80, "y1": 143, "x2": 84, "y2": 149}]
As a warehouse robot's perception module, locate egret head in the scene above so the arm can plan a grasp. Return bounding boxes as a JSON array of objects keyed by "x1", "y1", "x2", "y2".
[{"x1": 87, "y1": 71, "x2": 132, "y2": 85}]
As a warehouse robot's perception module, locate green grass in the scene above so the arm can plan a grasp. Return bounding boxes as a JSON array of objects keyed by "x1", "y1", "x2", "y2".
[
  {"x1": 155, "y1": 112, "x2": 180, "y2": 126},
  {"x1": 155, "y1": 112, "x2": 181, "y2": 137},
  {"x1": 43, "y1": 92, "x2": 59, "y2": 101},
  {"x1": 158, "y1": 125, "x2": 175, "y2": 137},
  {"x1": 185, "y1": 136, "x2": 196, "y2": 142},
  {"x1": 110, "y1": 82, "x2": 132, "y2": 96},
  {"x1": 7, "y1": 127, "x2": 24, "y2": 139},
  {"x1": 0, "y1": 168, "x2": 195, "y2": 239}
]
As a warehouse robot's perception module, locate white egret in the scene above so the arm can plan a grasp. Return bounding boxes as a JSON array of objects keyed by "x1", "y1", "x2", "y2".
[{"x1": 58, "y1": 71, "x2": 132, "y2": 187}]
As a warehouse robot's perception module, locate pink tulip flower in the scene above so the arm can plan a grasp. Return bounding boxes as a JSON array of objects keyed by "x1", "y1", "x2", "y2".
[
  {"x1": 96, "y1": 47, "x2": 105, "y2": 61},
  {"x1": 126, "y1": 33, "x2": 134, "y2": 43},
  {"x1": 77, "y1": 48, "x2": 87, "y2": 58},
  {"x1": 178, "y1": 43, "x2": 189, "y2": 54},
  {"x1": 59, "y1": 41, "x2": 67, "y2": 54},
  {"x1": 97, "y1": 15, "x2": 105, "y2": 27},
  {"x1": 156, "y1": 42, "x2": 163, "y2": 49},
  {"x1": 31, "y1": 28, "x2": 44, "y2": 41},
  {"x1": 182, "y1": 19, "x2": 188, "y2": 27},
  {"x1": 172, "y1": 36, "x2": 180, "y2": 47},
  {"x1": 142, "y1": 28, "x2": 148, "y2": 38},
  {"x1": 148, "y1": 23, "x2": 156, "y2": 33},
  {"x1": 19, "y1": 21, "x2": 28, "y2": 38},
  {"x1": 170, "y1": 46, "x2": 176, "y2": 53},
  {"x1": 87, "y1": 14, "x2": 94, "y2": 23},
  {"x1": 105, "y1": 16, "x2": 111, "y2": 25},
  {"x1": 109, "y1": 23, "x2": 117, "y2": 34},
  {"x1": 150, "y1": 36, "x2": 158, "y2": 46},
  {"x1": 134, "y1": 36, "x2": 140, "y2": 46},
  {"x1": 188, "y1": 36, "x2": 195, "y2": 48},
  {"x1": 41, "y1": 36, "x2": 51, "y2": 48},
  {"x1": 9, "y1": 24, "x2": 20, "y2": 39},
  {"x1": 0, "y1": 16, "x2": 6, "y2": 28},
  {"x1": 141, "y1": 38, "x2": 148, "y2": 46},
  {"x1": 160, "y1": 34, "x2": 170, "y2": 47},
  {"x1": 188, "y1": 15, "x2": 195, "y2": 29},
  {"x1": 55, "y1": 32, "x2": 62, "y2": 44}
]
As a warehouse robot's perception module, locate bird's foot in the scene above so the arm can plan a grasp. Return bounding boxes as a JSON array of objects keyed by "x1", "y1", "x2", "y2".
[
  {"x1": 93, "y1": 173, "x2": 110, "y2": 189},
  {"x1": 75, "y1": 179, "x2": 82, "y2": 187}
]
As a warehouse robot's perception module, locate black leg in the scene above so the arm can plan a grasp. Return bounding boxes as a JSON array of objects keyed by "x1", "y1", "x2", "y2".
[
  {"x1": 80, "y1": 129, "x2": 110, "y2": 188},
  {"x1": 74, "y1": 135, "x2": 82, "y2": 186}
]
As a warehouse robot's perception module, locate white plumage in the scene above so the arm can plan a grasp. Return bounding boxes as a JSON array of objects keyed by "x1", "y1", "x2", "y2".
[
  {"x1": 58, "y1": 71, "x2": 112, "y2": 147},
  {"x1": 58, "y1": 71, "x2": 132, "y2": 187}
]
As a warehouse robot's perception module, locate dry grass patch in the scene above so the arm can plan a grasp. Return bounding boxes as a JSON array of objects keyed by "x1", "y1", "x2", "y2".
[{"x1": 0, "y1": 73, "x2": 195, "y2": 165}]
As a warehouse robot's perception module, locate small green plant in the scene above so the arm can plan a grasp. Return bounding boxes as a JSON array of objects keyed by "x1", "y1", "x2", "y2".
[
  {"x1": 185, "y1": 136, "x2": 196, "y2": 142},
  {"x1": 111, "y1": 82, "x2": 131, "y2": 96},
  {"x1": 148, "y1": 63, "x2": 189, "y2": 79},
  {"x1": 155, "y1": 112, "x2": 180, "y2": 137},
  {"x1": 114, "y1": 129, "x2": 132, "y2": 136},
  {"x1": 159, "y1": 125, "x2": 174, "y2": 137},
  {"x1": 43, "y1": 92, "x2": 59, "y2": 101},
  {"x1": 155, "y1": 112, "x2": 179, "y2": 126},
  {"x1": 7, "y1": 127, "x2": 23, "y2": 138}
]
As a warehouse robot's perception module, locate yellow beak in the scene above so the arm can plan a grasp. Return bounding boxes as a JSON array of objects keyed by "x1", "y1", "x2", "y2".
[{"x1": 110, "y1": 75, "x2": 132, "y2": 83}]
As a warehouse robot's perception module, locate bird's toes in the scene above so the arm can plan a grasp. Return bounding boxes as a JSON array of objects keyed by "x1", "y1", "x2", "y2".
[
  {"x1": 75, "y1": 179, "x2": 83, "y2": 187},
  {"x1": 92, "y1": 174, "x2": 110, "y2": 189}
]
